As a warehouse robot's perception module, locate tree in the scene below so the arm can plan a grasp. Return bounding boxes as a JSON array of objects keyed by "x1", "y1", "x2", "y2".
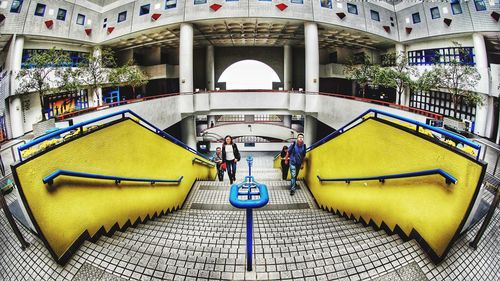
[
  {"x1": 109, "y1": 61, "x2": 149, "y2": 98},
  {"x1": 344, "y1": 53, "x2": 376, "y2": 98},
  {"x1": 79, "y1": 48, "x2": 117, "y2": 106},
  {"x1": 16, "y1": 48, "x2": 71, "y2": 121},
  {"x1": 372, "y1": 51, "x2": 418, "y2": 105},
  {"x1": 431, "y1": 44, "x2": 483, "y2": 116}
]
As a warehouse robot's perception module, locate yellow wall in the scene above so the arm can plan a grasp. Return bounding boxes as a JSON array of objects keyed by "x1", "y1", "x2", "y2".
[
  {"x1": 14, "y1": 119, "x2": 215, "y2": 263},
  {"x1": 305, "y1": 118, "x2": 483, "y2": 260}
]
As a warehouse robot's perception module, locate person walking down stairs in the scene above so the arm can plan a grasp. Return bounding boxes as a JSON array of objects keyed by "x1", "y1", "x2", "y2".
[
  {"x1": 222, "y1": 135, "x2": 241, "y2": 184},
  {"x1": 288, "y1": 133, "x2": 306, "y2": 196}
]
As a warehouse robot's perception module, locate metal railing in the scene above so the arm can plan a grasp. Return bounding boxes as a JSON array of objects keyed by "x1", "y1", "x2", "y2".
[
  {"x1": 308, "y1": 109, "x2": 481, "y2": 160},
  {"x1": 43, "y1": 169, "x2": 183, "y2": 186},
  {"x1": 17, "y1": 110, "x2": 213, "y2": 163},
  {"x1": 0, "y1": 140, "x2": 26, "y2": 176},
  {"x1": 228, "y1": 156, "x2": 269, "y2": 271},
  {"x1": 317, "y1": 168, "x2": 457, "y2": 185},
  {"x1": 475, "y1": 139, "x2": 500, "y2": 177},
  {"x1": 192, "y1": 157, "x2": 215, "y2": 168}
]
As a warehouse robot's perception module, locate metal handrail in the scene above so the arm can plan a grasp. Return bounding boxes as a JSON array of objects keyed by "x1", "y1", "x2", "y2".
[
  {"x1": 0, "y1": 140, "x2": 26, "y2": 176},
  {"x1": 228, "y1": 156, "x2": 269, "y2": 271},
  {"x1": 192, "y1": 157, "x2": 215, "y2": 168},
  {"x1": 474, "y1": 139, "x2": 500, "y2": 176},
  {"x1": 317, "y1": 168, "x2": 457, "y2": 185},
  {"x1": 42, "y1": 169, "x2": 183, "y2": 186},
  {"x1": 17, "y1": 110, "x2": 212, "y2": 162},
  {"x1": 308, "y1": 109, "x2": 481, "y2": 160}
]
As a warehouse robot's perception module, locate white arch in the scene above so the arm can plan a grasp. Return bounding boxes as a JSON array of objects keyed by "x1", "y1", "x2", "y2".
[{"x1": 218, "y1": 60, "x2": 281, "y2": 90}]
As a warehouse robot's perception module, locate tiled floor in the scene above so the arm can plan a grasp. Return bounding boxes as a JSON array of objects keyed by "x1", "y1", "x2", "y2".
[{"x1": 0, "y1": 152, "x2": 498, "y2": 280}]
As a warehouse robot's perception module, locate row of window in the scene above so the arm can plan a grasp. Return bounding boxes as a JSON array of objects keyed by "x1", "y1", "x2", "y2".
[
  {"x1": 407, "y1": 47, "x2": 475, "y2": 66},
  {"x1": 410, "y1": 90, "x2": 476, "y2": 122},
  {"x1": 21, "y1": 49, "x2": 89, "y2": 69}
]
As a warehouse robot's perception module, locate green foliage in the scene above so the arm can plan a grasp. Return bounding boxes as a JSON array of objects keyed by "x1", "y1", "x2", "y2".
[
  {"x1": 16, "y1": 48, "x2": 71, "y2": 121},
  {"x1": 344, "y1": 53, "x2": 374, "y2": 98},
  {"x1": 428, "y1": 43, "x2": 482, "y2": 110},
  {"x1": 109, "y1": 61, "x2": 149, "y2": 96},
  {"x1": 79, "y1": 48, "x2": 117, "y2": 105}
]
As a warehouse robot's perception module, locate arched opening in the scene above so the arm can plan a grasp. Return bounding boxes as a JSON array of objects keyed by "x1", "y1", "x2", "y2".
[{"x1": 218, "y1": 60, "x2": 281, "y2": 90}]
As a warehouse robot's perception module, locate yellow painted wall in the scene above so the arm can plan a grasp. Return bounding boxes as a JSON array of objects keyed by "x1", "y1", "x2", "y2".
[
  {"x1": 15, "y1": 119, "x2": 215, "y2": 263},
  {"x1": 305, "y1": 118, "x2": 483, "y2": 260}
]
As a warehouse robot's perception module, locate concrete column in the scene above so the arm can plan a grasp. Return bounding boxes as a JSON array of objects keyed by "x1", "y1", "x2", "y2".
[
  {"x1": 497, "y1": 107, "x2": 500, "y2": 145},
  {"x1": 304, "y1": 115, "x2": 317, "y2": 147},
  {"x1": 181, "y1": 115, "x2": 196, "y2": 149},
  {"x1": 304, "y1": 22, "x2": 319, "y2": 93},
  {"x1": 9, "y1": 36, "x2": 25, "y2": 138},
  {"x1": 206, "y1": 45, "x2": 215, "y2": 91},
  {"x1": 207, "y1": 115, "x2": 216, "y2": 128},
  {"x1": 472, "y1": 33, "x2": 489, "y2": 137},
  {"x1": 284, "y1": 45, "x2": 292, "y2": 91},
  {"x1": 9, "y1": 97, "x2": 23, "y2": 138},
  {"x1": 179, "y1": 23, "x2": 194, "y2": 94},
  {"x1": 92, "y1": 47, "x2": 103, "y2": 106},
  {"x1": 395, "y1": 43, "x2": 408, "y2": 105},
  {"x1": 283, "y1": 115, "x2": 292, "y2": 128},
  {"x1": 484, "y1": 96, "x2": 495, "y2": 138}
]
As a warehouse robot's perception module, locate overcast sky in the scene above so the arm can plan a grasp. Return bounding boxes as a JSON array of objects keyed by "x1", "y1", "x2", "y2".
[{"x1": 218, "y1": 60, "x2": 281, "y2": 90}]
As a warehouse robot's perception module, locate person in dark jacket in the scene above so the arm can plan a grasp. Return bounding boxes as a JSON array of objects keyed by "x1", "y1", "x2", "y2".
[
  {"x1": 211, "y1": 147, "x2": 225, "y2": 181},
  {"x1": 280, "y1": 145, "x2": 289, "y2": 180},
  {"x1": 288, "y1": 133, "x2": 306, "y2": 196},
  {"x1": 222, "y1": 135, "x2": 241, "y2": 184}
]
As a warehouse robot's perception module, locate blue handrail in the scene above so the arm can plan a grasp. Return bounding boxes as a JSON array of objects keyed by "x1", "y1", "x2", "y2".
[
  {"x1": 317, "y1": 168, "x2": 457, "y2": 185},
  {"x1": 228, "y1": 156, "x2": 269, "y2": 271},
  {"x1": 308, "y1": 109, "x2": 481, "y2": 160},
  {"x1": 42, "y1": 169, "x2": 183, "y2": 186},
  {"x1": 17, "y1": 110, "x2": 213, "y2": 162}
]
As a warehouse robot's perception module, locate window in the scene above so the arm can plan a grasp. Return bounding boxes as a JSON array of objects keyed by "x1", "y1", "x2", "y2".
[
  {"x1": 34, "y1": 3, "x2": 45, "y2": 16},
  {"x1": 194, "y1": 0, "x2": 206, "y2": 4},
  {"x1": 118, "y1": 11, "x2": 127, "y2": 22},
  {"x1": 165, "y1": 0, "x2": 177, "y2": 9},
  {"x1": 57, "y1": 9, "x2": 67, "y2": 21},
  {"x1": 347, "y1": 3, "x2": 358, "y2": 15},
  {"x1": 451, "y1": 0, "x2": 462, "y2": 15},
  {"x1": 10, "y1": 0, "x2": 23, "y2": 13},
  {"x1": 474, "y1": 0, "x2": 487, "y2": 11},
  {"x1": 430, "y1": 7, "x2": 440, "y2": 19},
  {"x1": 410, "y1": 90, "x2": 476, "y2": 121},
  {"x1": 21, "y1": 49, "x2": 89, "y2": 69},
  {"x1": 370, "y1": 10, "x2": 380, "y2": 21},
  {"x1": 407, "y1": 47, "x2": 475, "y2": 66},
  {"x1": 412, "y1": 12, "x2": 421, "y2": 24},
  {"x1": 103, "y1": 18, "x2": 107, "y2": 28},
  {"x1": 139, "y1": 4, "x2": 150, "y2": 15},
  {"x1": 290, "y1": 0, "x2": 304, "y2": 3},
  {"x1": 76, "y1": 14, "x2": 85, "y2": 25},
  {"x1": 320, "y1": 0, "x2": 332, "y2": 9}
]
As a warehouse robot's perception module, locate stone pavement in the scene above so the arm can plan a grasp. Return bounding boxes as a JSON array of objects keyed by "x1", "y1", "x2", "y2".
[{"x1": 0, "y1": 152, "x2": 498, "y2": 280}]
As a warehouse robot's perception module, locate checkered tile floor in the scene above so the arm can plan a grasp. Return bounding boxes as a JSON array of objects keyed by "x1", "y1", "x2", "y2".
[{"x1": 0, "y1": 152, "x2": 498, "y2": 280}]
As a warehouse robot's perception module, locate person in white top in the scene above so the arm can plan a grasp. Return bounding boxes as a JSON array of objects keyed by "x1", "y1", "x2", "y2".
[{"x1": 221, "y1": 135, "x2": 241, "y2": 184}]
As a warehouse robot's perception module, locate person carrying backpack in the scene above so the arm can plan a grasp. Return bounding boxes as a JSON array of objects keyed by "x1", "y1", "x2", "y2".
[{"x1": 288, "y1": 133, "x2": 306, "y2": 196}]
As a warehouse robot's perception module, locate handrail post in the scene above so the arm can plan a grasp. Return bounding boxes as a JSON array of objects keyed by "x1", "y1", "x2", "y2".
[
  {"x1": 246, "y1": 207, "x2": 253, "y2": 271},
  {"x1": 469, "y1": 186, "x2": 499, "y2": 249}
]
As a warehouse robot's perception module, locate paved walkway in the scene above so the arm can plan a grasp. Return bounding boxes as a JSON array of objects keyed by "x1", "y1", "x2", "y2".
[{"x1": 0, "y1": 152, "x2": 498, "y2": 280}]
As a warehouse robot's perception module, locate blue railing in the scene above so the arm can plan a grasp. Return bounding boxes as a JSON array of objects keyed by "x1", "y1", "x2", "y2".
[
  {"x1": 17, "y1": 110, "x2": 213, "y2": 162},
  {"x1": 43, "y1": 169, "x2": 183, "y2": 186},
  {"x1": 317, "y1": 168, "x2": 457, "y2": 185},
  {"x1": 228, "y1": 156, "x2": 269, "y2": 271},
  {"x1": 308, "y1": 109, "x2": 481, "y2": 160}
]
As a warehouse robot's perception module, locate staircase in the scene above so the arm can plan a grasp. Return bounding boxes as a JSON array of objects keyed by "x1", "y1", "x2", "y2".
[{"x1": 1, "y1": 152, "x2": 498, "y2": 280}]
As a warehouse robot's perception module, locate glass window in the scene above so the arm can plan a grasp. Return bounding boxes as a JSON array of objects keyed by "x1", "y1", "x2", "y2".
[
  {"x1": 76, "y1": 14, "x2": 85, "y2": 25},
  {"x1": 139, "y1": 4, "x2": 150, "y2": 15},
  {"x1": 347, "y1": 3, "x2": 358, "y2": 15},
  {"x1": 320, "y1": 0, "x2": 332, "y2": 9},
  {"x1": 370, "y1": 10, "x2": 380, "y2": 21},
  {"x1": 103, "y1": 17, "x2": 107, "y2": 28},
  {"x1": 474, "y1": 0, "x2": 487, "y2": 11},
  {"x1": 34, "y1": 3, "x2": 45, "y2": 16},
  {"x1": 430, "y1": 7, "x2": 440, "y2": 19},
  {"x1": 412, "y1": 12, "x2": 421, "y2": 24},
  {"x1": 57, "y1": 9, "x2": 67, "y2": 21},
  {"x1": 165, "y1": 0, "x2": 177, "y2": 9},
  {"x1": 451, "y1": 1, "x2": 462, "y2": 14},
  {"x1": 118, "y1": 11, "x2": 127, "y2": 23},
  {"x1": 290, "y1": 0, "x2": 303, "y2": 3},
  {"x1": 10, "y1": 0, "x2": 23, "y2": 13},
  {"x1": 194, "y1": 0, "x2": 206, "y2": 4}
]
